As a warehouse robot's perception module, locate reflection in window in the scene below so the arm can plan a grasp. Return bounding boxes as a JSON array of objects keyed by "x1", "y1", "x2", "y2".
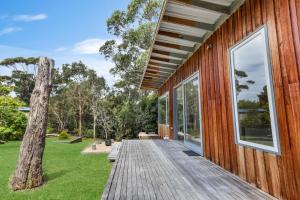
[
  {"x1": 175, "y1": 86, "x2": 184, "y2": 140},
  {"x1": 158, "y1": 94, "x2": 169, "y2": 125},
  {"x1": 230, "y1": 27, "x2": 279, "y2": 153},
  {"x1": 184, "y1": 77, "x2": 201, "y2": 145}
]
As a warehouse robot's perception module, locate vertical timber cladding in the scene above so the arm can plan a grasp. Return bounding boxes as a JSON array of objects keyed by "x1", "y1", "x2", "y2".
[{"x1": 158, "y1": 0, "x2": 300, "y2": 199}]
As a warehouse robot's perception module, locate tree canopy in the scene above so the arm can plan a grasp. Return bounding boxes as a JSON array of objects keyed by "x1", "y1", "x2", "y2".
[
  {"x1": 0, "y1": 0, "x2": 161, "y2": 141},
  {"x1": 100, "y1": 0, "x2": 162, "y2": 86}
]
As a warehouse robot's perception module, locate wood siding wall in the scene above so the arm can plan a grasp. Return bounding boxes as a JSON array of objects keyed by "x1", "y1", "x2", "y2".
[{"x1": 158, "y1": 0, "x2": 300, "y2": 199}]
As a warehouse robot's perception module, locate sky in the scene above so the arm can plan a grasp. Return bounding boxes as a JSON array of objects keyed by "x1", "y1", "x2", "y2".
[
  {"x1": 0, "y1": 0, "x2": 131, "y2": 86},
  {"x1": 233, "y1": 31, "x2": 268, "y2": 102}
]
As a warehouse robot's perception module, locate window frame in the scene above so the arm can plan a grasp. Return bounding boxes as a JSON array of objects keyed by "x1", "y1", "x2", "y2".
[
  {"x1": 229, "y1": 25, "x2": 280, "y2": 154},
  {"x1": 158, "y1": 92, "x2": 169, "y2": 125}
]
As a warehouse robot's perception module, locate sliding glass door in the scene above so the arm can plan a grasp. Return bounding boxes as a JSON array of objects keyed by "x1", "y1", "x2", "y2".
[
  {"x1": 174, "y1": 73, "x2": 203, "y2": 155},
  {"x1": 174, "y1": 85, "x2": 184, "y2": 141},
  {"x1": 184, "y1": 75, "x2": 202, "y2": 153}
]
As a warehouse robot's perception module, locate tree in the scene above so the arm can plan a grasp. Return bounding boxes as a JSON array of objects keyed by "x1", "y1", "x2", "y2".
[
  {"x1": 100, "y1": 0, "x2": 162, "y2": 86},
  {"x1": 234, "y1": 69, "x2": 255, "y2": 95},
  {"x1": 87, "y1": 73, "x2": 106, "y2": 140},
  {"x1": 0, "y1": 86, "x2": 27, "y2": 141},
  {"x1": 11, "y1": 57, "x2": 53, "y2": 190},
  {"x1": 98, "y1": 99, "x2": 114, "y2": 140},
  {"x1": 97, "y1": 0, "x2": 162, "y2": 139},
  {"x1": 49, "y1": 92, "x2": 73, "y2": 132},
  {"x1": 137, "y1": 94, "x2": 158, "y2": 132},
  {"x1": 11, "y1": 71, "x2": 35, "y2": 104},
  {"x1": 0, "y1": 57, "x2": 39, "y2": 104},
  {"x1": 60, "y1": 61, "x2": 93, "y2": 136}
]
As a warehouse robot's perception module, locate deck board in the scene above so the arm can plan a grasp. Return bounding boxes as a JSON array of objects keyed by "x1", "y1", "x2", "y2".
[{"x1": 101, "y1": 140, "x2": 276, "y2": 200}]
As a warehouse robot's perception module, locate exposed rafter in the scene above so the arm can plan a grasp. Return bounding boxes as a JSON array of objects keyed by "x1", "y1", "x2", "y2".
[
  {"x1": 163, "y1": 15, "x2": 214, "y2": 31},
  {"x1": 146, "y1": 68, "x2": 172, "y2": 74},
  {"x1": 153, "y1": 45, "x2": 189, "y2": 55},
  {"x1": 160, "y1": 21, "x2": 207, "y2": 37},
  {"x1": 148, "y1": 64, "x2": 177, "y2": 71},
  {"x1": 151, "y1": 52, "x2": 183, "y2": 61},
  {"x1": 152, "y1": 49, "x2": 187, "y2": 59},
  {"x1": 158, "y1": 30, "x2": 202, "y2": 43},
  {"x1": 139, "y1": 0, "x2": 245, "y2": 90},
  {"x1": 168, "y1": 0, "x2": 231, "y2": 16},
  {"x1": 150, "y1": 59, "x2": 178, "y2": 67},
  {"x1": 156, "y1": 34, "x2": 197, "y2": 47},
  {"x1": 150, "y1": 56, "x2": 182, "y2": 65}
]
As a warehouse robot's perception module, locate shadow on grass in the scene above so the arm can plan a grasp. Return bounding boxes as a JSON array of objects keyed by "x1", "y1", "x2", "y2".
[{"x1": 44, "y1": 170, "x2": 69, "y2": 182}]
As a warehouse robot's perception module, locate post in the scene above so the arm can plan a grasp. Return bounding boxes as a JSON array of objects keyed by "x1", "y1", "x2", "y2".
[{"x1": 11, "y1": 57, "x2": 53, "y2": 190}]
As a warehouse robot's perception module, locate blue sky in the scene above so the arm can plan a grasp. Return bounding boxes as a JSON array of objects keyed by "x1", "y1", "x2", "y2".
[{"x1": 0, "y1": 0, "x2": 130, "y2": 85}]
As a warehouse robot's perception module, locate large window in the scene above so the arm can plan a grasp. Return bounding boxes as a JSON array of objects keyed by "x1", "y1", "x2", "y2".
[
  {"x1": 229, "y1": 26, "x2": 280, "y2": 153},
  {"x1": 158, "y1": 93, "x2": 169, "y2": 125}
]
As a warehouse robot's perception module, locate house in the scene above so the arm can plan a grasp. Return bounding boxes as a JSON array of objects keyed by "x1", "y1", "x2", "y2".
[
  {"x1": 18, "y1": 107, "x2": 30, "y2": 117},
  {"x1": 140, "y1": 0, "x2": 300, "y2": 199}
]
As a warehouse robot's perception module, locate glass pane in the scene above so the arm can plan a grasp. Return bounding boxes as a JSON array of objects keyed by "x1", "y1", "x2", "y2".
[
  {"x1": 184, "y1": 76, "x2": 201, "y2": 146},
  {"x1": 158, "y1": 96, "x2": 167, "y2": 124},
  {"x1": 175, "y1": 86, "x2": 184, "y2": 140},
  {"x1": 166, "y1": 95, "x2": 169, "y2": 125},
  {"x1": 232, "y1": 31, "x2": 274, "y2": 147}
]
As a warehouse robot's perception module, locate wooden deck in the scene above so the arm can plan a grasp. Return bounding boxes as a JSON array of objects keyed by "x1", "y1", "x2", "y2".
[{"x1": 101, "y1": 140, "x2": 276, "y2": 200}]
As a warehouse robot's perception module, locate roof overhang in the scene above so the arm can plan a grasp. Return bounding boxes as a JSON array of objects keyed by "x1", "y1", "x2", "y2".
[{"x1": 140, "y1": 0, "x2": 245, "y2": 90}]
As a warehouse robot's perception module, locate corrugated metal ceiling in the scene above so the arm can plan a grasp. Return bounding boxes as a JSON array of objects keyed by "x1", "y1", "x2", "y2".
[{"x1": 140, "y1": 0, "x2": 245, "y2": 90}]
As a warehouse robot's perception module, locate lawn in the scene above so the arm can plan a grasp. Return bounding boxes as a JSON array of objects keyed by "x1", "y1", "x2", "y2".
[{"x1": 0, "y1": 138, "x2": 112, "y2": 200}]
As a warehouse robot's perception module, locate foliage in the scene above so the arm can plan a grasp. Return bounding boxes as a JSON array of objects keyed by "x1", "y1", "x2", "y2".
[
  {"x1": 234, "y1": 69, "x2": 255, "y2": 94},
  {"x1": 46, "y1": 127, "x2": 54, "y2": 134},
  {"x1": 0, "y1": 57, "x2": 39, "y2": 67},
  {"x1": 0, "y1": 57, "x2": 39, "y2": 104},
  {"x1": 48, "y1": 61, "x2": 104, "y2": 136},
  {"x1": 238, "y1": 85, "x2": 271, "y2": 128},
  {"x1": 114, "y1": 101, "x2": 137, "y2": 140},
  {"x1": 0, "y1": 94, "x2": 27, "y2": 141},
  {"x1": 136, "y1": 94, "x2": 158, "y2": 132},
  {"x1": 83, "y1": 129, "x2": 94, "y2": 138},
  {"x1": 0, "y1": 71, "x2": 27, "y2": 141},
  {"x1": 58, "y1": 130, "x2": 69, "y2": 140},
  {"x1": 0, "y1": 85, "x2": 13, "y2": 96},
  {"x1": 0, "y1": 138, "x2": 112, "y2": 199},
  {"x1": 97, "y1": 0, "x2": 161, "y2": 140},
  {"x1": 0, "y1": 0, "x2": 161, "y2": 141},
  {"x1": 11, "y1": 70, "x2": 35, "y2": 104},
  {"x1": 100, "y1": 0, "x2": 162, "y2": 86}
]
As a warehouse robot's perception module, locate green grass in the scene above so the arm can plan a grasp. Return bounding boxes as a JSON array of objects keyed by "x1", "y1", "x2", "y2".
[{"x1": 0, "y1": 138, "x2": 112, "y2": 200}]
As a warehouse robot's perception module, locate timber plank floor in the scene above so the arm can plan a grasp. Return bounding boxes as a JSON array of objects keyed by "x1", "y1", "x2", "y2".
[{"x1": 101, "y1": 140, "x2": 276, "y2": 200}]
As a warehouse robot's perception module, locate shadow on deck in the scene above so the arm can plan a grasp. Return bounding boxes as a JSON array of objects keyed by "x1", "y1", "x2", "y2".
[{"x1": 101, "y1": 140, "x2": 276, "y2": 200}]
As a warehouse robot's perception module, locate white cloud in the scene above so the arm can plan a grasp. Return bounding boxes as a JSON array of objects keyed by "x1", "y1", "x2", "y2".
[
  {"x1": 13, "y1": 14, "x2": 48, "y2": 22},
  {"x1": 0, "y1": 27, "x2": 23, "y2": 36},
  {"x1": 54, "y1": 47, "x2": 68, "y2": 52},
  {"x1": 72, "y1": 38, "x2": 107, "y2": 54}
]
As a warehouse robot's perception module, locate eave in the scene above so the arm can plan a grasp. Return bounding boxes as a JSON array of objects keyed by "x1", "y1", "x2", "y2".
[{"x1": 139, "y1": 0, "x2": 245, "y2": 90}]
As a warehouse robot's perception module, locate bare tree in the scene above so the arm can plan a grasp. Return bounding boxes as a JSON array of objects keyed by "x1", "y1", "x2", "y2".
[
  {"x1": 10, "y1": 57, "x2": 53, "y2": 190},
  {"x1": 87, "y1": 75, "x2": 106, "y2": 140},
  {"x1": 98, "y1": 100, "x2": 113, "y2": 140}
]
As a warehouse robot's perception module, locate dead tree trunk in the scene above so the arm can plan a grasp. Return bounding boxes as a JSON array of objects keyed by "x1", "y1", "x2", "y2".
[{"x1": 11, "y1": 57, "x2": 53, "y2": 191}]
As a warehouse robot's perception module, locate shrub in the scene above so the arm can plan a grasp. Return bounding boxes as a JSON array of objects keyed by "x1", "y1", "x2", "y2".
[
  {"x1": 47, "y1": 127, "x2": 54, "y2": 134},
  {"x1": 58, "y1": 130, "x2": 69, "y2": 140},
  {"x1": 83, "y1": 129, "x2": 94, "y2": 138},
  {"x1": 0, "y1": 112, "x2": 27, "y2": 141}
]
